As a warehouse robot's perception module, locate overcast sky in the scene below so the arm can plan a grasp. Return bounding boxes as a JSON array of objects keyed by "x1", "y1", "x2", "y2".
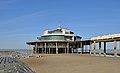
[{"x1": 0, "y1": 0, "x2": 120, "y2": 49}]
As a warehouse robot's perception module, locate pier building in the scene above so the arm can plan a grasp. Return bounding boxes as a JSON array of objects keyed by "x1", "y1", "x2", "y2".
[
  {"x1": 26, "y1": 26, "x2": 120, "y2": 57},
  {"x1": 27, "y1": 27, "x2": 82, "y2": 54}
]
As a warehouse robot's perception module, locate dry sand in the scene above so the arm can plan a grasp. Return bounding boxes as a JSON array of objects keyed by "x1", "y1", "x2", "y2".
[{"x1": 22, "y1": 54, "x2": 120, "y2": 73}]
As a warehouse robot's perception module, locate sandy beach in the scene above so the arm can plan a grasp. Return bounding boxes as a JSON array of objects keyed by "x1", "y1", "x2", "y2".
[{"x1": 22, "y1": 54, "x2": 120, "y2": 73}]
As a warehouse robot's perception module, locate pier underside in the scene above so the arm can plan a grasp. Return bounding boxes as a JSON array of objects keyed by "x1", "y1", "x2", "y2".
[
  {"x1": 27, "y1": 37, "x2": 120, "y2": 57},
  {"x1": 27, "y1": 41, "x2": 81, "y2": 54},
  {"x1": 34, "y1": 48, "x2": 74, "y2": 54}
]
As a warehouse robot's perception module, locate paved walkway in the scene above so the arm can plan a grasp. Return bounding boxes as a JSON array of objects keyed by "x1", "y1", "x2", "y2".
[{"x1": 0, "y1": 57, "x2": 35, "y2": 73}]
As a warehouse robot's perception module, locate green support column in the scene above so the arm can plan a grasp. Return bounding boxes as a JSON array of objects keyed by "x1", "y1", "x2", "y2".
[
  {"x1": 81, "y1": 42, "x2": 83, "y2": 54},
  {"x1": 104, "y1": 42, "x2": 106, "y2": 57},
  {"x1": 42, "y1": 48, "x2": 44, "y2": 54},
  {"x1": 44, "y1": 43, "x2": 46, "y2": 54},
  {"x1": 114, "y1": 40, "x2": 117, "y2": 57},
  {"x1": 72, "y1": 48, "x2": 74, "y2": 54},
  {"x1": 49, "y1": 48, "x2": 50, "y2": 54},
  {"x1": 99, "y1": 42, "x2": 102, "y2": 56},
  {"x1": 67, "y1": 42, "x2": 69, "y2": 54},
  {"x1": 42, "y1": 43, "x2": 44, "y2": 54},
  {"x1": 89, "y1": 42, "x2": 92, "y2": 55},
  {"x1": 35, "y1": 43, "x2": 37, "y2": 54},
  {"x1": 93, "y1": 41, "x2": 96, "y2": 56},
  {"x1": 56, "y1": 42, "x2": 58, "y2": 54},
  {"x1": 65, "y1": 48, "x2": 66, "y2": 54}
]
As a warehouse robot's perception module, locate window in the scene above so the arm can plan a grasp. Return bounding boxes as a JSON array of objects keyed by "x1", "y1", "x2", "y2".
[{"x1": 65, "y1": 32, "x2": 69, "y2": 34}]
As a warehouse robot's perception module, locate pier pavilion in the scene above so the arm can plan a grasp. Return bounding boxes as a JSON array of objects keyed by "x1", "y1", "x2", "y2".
[{"x1": 26, "y1": 27, "x2": 82, "y2": 54}]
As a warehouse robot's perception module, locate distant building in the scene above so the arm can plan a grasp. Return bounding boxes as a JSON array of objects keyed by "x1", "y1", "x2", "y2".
[{"x1": 26, "y1": 26, "x2": 82, "y2": 54}]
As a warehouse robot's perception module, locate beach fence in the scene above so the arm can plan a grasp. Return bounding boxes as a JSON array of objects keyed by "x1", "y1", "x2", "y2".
[{"x1": 0, "y1": 57, "x2": 35, "y2": 73}]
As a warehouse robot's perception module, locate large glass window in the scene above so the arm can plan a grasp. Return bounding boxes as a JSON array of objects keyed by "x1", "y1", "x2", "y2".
[
  {"x1": 39, "y1": 35, "x2": 64, "y2": 40},
  {"x1": 65, "y1": 32, "x2": 69, "y2": 34}
]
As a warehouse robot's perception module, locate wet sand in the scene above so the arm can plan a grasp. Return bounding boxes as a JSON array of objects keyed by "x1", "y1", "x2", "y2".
[{"x1": 22, "y1": 54, "x2": 120, "y2": 73}]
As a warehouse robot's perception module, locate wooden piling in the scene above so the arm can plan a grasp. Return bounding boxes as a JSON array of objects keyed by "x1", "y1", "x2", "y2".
[
  {"x1": 114, "y1": 40, "x2": 117, "y2": 57},
  {"x1": 93, "y1": 41, "x2": 96, "y2": 56}
]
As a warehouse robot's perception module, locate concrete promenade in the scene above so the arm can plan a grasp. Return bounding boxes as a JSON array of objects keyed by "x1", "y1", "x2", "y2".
[{"x1": 0, "y1": 57, "x2": 35, "y2": 73}]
